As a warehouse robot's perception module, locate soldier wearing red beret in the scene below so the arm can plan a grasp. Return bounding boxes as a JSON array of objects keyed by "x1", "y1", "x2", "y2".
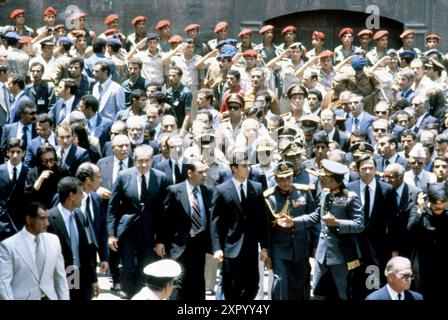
[
  {"x1": 237, "y1": 29, "x2": 256, "y2": 53},
  {"x1": 398, "y1": 29, "x2": 421, "y2": 57},
  {"x1": 9, "y1": 9, "x2": 35, "y2": 37},
  {"x1": 366, "y1": 30, "x2": 389, "y2": 66},
  {"x1": 306, "y1": 31, "x2": 326, "y2": 60},
  {"x1": 357, "y1": 29, "x2": 373, "y2": 52},
  {"x1": 125, "y1": 16, "x2": 147, "y2": 52},
  {"x1": 99, "y1": 15, "x2": 126, "y2": 43},
  {"x1": 184, "y1": 23, "x2": 208, "y2": 56},
  {"x1": 69, "y1": 12, "x2": 97, "y2": 46},
  {"x1": 425, "y1": 34, "x2": 442, "y2": 50},
  {"x1": 257, "y1": 25, "x2": 277, "y2": 64},
  {"x1": 277, "y1": 26, "x2": 297, "y2": 54},
  {"x1": 155, "y1": 20, "x2": 172, "y2": 53},
  {"x1": 37, "y1": 7, "x2": 57, "y2": 36},
  {"x1": 207, "y1": 21, "x2": 229, "y2": 51},
  {"x1": 70, "y1": 29, "x2": 89, "y2": 58},
  {"x1": 334, "y1": 27, "x2": 358, "y2": 64}
]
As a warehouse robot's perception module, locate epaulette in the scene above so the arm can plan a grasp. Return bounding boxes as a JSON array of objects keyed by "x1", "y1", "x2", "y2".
[
  {"x1": 343, "y1": 189, "x2": 357, "y2": 197},
  {"x1": 263, "y1": 187, "x2": 276, "y2": 198},
  {"x1": 293, "y1": 183, "x2": 314, "y2": 191}
]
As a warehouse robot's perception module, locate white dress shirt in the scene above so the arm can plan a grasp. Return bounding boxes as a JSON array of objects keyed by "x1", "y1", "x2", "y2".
[
  {"x1": 112, "y1": 156, "x2": 129, "y2": 183},
  {"x1": 136, "y1": 170, "x2": 150, "y2": 199},
  {"x1": 386, "y1": 284, "x2": 404, "y2": 300},
  {"x1": 360, "y1": 179, "x2": 376, "y2": 217},
  {"x1": 7, "y1": 161, "x2": 22, "y2": 180}
]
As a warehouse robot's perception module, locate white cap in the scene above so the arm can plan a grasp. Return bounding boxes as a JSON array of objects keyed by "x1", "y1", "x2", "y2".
[
  {"x1": 143, "y1": 259, "x2": 182, "y2": 278},
  {"x1": 409, "y1": 143, "x2": 426, "y2": 159}
]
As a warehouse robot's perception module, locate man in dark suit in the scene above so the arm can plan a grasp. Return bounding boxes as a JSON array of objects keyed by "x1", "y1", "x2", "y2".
[
  {"x1": 376, "y1": 134, "x2": 409, "y2": 173},
  {"x1": 344, "y1": 94, "x2": 375, "y2": 134},
  {"x1": 48, "y1": 78, "x2": 79, "y2": 126},
  {"x1": 384, "y1": 163, "x2": 420, "y2": 259},
  {"x1": 75, "y1": 163, "x2": 109, "y2": 274},
  {"x1": 0, "y1": 100, "x2": 37, "y2": 162},
  {"x1": 410, "y1": 95, "x2": 438, "y2": 132},
  {"x1": 210, "y1": 151, "x2": 270, "y2": 301},
  {"x1": 154, "y1": 134, "x2": 187, "y2": 185},
  {"x1": 7, "y1": 74, "x2": 33, "y2": 124},
  {"x1": 162, "y1": 158, "x2": 213, "y2": 301},
  {"x1": 47, "y1": 177, "x2": 99, "y2": 300},
  {"x1": 319, "y1": 109, "x2": 350, "y2": 152},
  {"x1": 347, "y1": 154, "x2": 395, "y2": 299},
  {"x1": 25, "y1": 62, "x2": 56, "y2": 114},
  {"x1": 0, "y1": 64, "x2": 11, "y2": 128},
  {"x1": 55, "y1": 123, "x2": 90, "y2": 176},
  {"x1": 107, "y1": 145, "x2": 168, "y2": 298},
  {"x1": 24, "y1": 113, "x2": 57, "y2": 168},
  {"x1": 366, "y1": 256, "x2": 423, "y2": 300},
  {"x1": 0, "y1": 138, "x2": 29, "y2": 229},
  {"x1": 78, "y1": 94, "x2": 113, "y2": 150}
]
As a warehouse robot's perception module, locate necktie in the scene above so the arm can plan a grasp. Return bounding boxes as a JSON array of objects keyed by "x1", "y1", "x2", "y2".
[
  {"x1": 191, "y1": 187, "x2": 202, "y2": 233},
  {"x1": 12, "y1": 166, "x2": 17, "y2": 182},
  {"x1": 413, "y1": 126, "x2": 419, "y2": 134},
  {"x1": 395, "y1": 190, "x2": 401, "y2": 208},
  {"x1": 174, "y1": 162, "x2": 182, "y2": 184},
  {"x1": 414, "y1": 175, "x2": 419, "y2": 187},
  {"x1": 118, "y1": 160, "x2": 124, "y2": 172},
  {"x1": 85, "y1": 195, "x2": 98, "y2": 248},
  {"x1": 22, "y1": 125, "x2": 29, "y2": 150},
  {"x1": 364, "y1": 185, "x2": 370, "y2": 223},
  {"x1": 35, "y1": 236, "x2": 44, "y2": 277},
  {"x1": 354, "y1": 118, "x2": 359, "y2": 131},
  {"x1": 240, "y1": 183, "x2": 247, "y2": 206},
  {"x1": 397, "y1": 292, "x2": 403, "y2": 300},
  {"x1": 69, "y1": 213, "x2": 80, "y2": 267},
  {"x1": 140, "y1": 174, "x2": 148, "y2": 205},
  {"x1": 59, "y1": 149, "x2": 65, "y2": 164},
  {"x1": 59, "y1": 103, "x2": 66, "y2": 123},
  {"x1": 384, "y1": 159, "x2": 390, "y2": 169}
]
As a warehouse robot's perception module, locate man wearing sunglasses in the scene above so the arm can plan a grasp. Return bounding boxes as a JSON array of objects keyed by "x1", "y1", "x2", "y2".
[
  {"x1": 404, "y1": 143, "x2": 436, "y2": 192},
  {"x1": 365, "y1": 256, "x2": 422, "y2": 300}
]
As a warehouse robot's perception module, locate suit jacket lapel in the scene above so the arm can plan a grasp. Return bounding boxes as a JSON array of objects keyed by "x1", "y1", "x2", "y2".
[
  {"x1": 178, "y1": 182, "x2": 191, "y2": 217},
  {"x1": 65, "y1": 144, "x2": 76, "y2": 166},
  {"x1": 16, "y1": 230, "x2": 40, "y2": 281},
  {"x1": 228, "y1": 180, "x2": 242, "y2": 213},
  {"x1": 98, "y1": 83, "x2": 114, "y2": 113},
  {"x1": 52, "y1": 208, "x2": 72, "y2": 250}
]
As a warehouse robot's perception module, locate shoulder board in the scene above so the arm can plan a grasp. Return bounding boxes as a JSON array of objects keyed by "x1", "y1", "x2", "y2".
[
  {"x1": 263, "y1": 187, "x2": 276, "y2": 197},
  {"x1": 343, "y1": 189, "x2": 357, "y2": 197},
  {"x1": 293, "y1": 183, "x2": 312, "y2": 191}
]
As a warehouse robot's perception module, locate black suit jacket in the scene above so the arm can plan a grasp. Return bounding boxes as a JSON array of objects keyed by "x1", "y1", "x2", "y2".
[
  {"x1": 47, "y1": 206, "x2": 98, "y2": 297},
  {"x1": 97, "y1": 155, "x2": 134, "y2": 192},
  {"x1": 347, "y1": 179, "x2": 394, "y2": 266},
  {"x1": 61, "y1": 144, "x2": 90, "y2": 176},
  {"x1": 375, "y1": 154, "x2": 409, "y2": 173},
  {"x1": 210, "y1": 179, "x2": 269, "y2": 258},
  {"x1": 154, "y1": 158, "x2": 187, "y2": 185},
  {"x1": 107, "y1": 167, "x2": 168, "y2": 246},
  {"x1": 317, "y1": 129, "x2": 350, "y2": 152},
  {"x1": 365, "y1": 285, "x2": 423, "y2": 300},
  {"x1": 389, "y1": 183, "x2": 420, "y2": 257},
  {"x1": 0, "y1": 122, "x2": 37, "y2": 162},
  {"x1": 0, "y1": 163, "x2": 29, "y2": 228},
  {"x1": 218, "y1": 166, "x2": 268, "y2": 191},
  {"x1": 162, "y1": 181, "x2": 213, "y2": 259},
  {"x1": 24, "y1": 136, "x2": 58, "y2": 168}
]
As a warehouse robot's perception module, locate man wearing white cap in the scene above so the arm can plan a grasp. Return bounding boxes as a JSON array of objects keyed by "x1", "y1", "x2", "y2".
[
  {"x1": 404, "y1": 143, "x2": 436, "y2": 192},
  {"x1": 131, "y1": 259, "x2": 182, "y2": 300}
]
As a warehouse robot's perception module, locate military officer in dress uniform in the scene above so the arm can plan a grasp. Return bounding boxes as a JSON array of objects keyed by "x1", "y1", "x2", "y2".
[
  {"x1": 264, "y1": 161, "x2": 317, "y2": 300},
  {"x1": 131, "y1": 259, "x2": 182, "y2": 300},
  {"x1": 294, "y1": 159, "x2": 365, "y2": 300}
]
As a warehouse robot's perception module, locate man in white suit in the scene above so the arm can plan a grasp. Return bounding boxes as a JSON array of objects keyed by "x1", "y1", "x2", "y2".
[{"x1": 0, "y1": 202, "x2": 69, "y2": 300}]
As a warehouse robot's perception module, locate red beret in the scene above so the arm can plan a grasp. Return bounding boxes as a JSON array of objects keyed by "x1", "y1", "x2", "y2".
[
  {"x1": 312, "y1": 31, "x2": 325, "y2": 40},
  {"x1": 357, "y1": 29, "x2": 373, "y2": 37},
  {"x1": 19, "y1": 36, "x2": 32, "y2": 44},
  {"x1": 104, "y1": 28, "x2": 118, "y2": 36},
  {"x1": 168, "y1": 35, "x2": 183, "y2": 44},
  {"x1": 10, "y1": 9, "x2": 25, "y2": 19},
  {"x1": 426, "y1": 34, "x2": 441, "y2": 42},
  {"x1": 184, "y1": 24, "x2": 200, "y2": 32},
  {"x1": 214, "y1": 21, "x2": 228, "y2": 33},
  {"x1": 71, "y1": 12, "x2": 87, "y2": 20},
  {"x1": 71, "y1": 29, "x2": 87, "y2": 38},
  {"x1": 281, "y1": 25, "x2": 297, "y2": 37},
  {"x1": 237, "y1": 28, "x2": 252, "y2": 38},
  {"x1": 373, "y1": 30, "x2": 389, "y2": 41},
  {"x1": 131, "y1": 16, "x2": 146, "y2": 26},
  {"x1": 400, "y1": 29, "x2": 414, "y2": 39},
  {"x1": 259, "y1": 25, "x2": 274, "y2": 34},
  {"x1": 44, "y1": 7, "x2": 57, "y2": 16},
  {"x1": 155, "y1": 20, "x2": 171, "y2": 30},
  {"x1": 319, "y1": 50, "x2": 334, "y2": 59},
  {"x1": 54, "y1": 24, "x2": 65, "y2": 31},
  {"x1": 242, "y1": 49, "x2": 259, "y2": 58},
  {"x1": 339, "y1": 27, "x2": 353, "y2": 38},
  {"x1": 104, "y1": 14, "x2": 119, "y2": 26}
]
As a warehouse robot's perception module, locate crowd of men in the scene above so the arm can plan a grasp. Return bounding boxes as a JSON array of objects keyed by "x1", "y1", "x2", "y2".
[{"x1": 0, "y1": 6, "x2": 448, "y2": 301}]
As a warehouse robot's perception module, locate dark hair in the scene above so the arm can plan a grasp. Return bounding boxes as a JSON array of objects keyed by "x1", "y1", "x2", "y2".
[
  {"x1": 92, "y1": 39, "x2": 107, "y2": 53},
  {"x1": 246, "y1": 106, "x2": 264, "y2": 119},
  {"x1": 255, "y1": 90, "x2": 272, "y2": 105},
  {"x1": 227, "y1": 69, "x2": 241, "y2": 81},
  {"x1": 57, "y1": 177, "x2": 82, "y2": 203},
  {"x1": 196, "y1": 109, "x2": 213, "y2": 124},
  {"x1": 169, "y1": 66, "x2": 183, "y2": 77},
  {"x1": 69, "y1": 56, "x2": 85, "y2": 70},
  {"x1": 150, "y1": 92, "x2": 169, "y2": 104},
  {"x1": 380, "y1": 134, "x2": 398, "y2": 149},
  {"x1": 184, "y1": 159, "x2": 202, "y2": 176},
  {"x1": 71, "y1": 124, "x2": 91, "y2": 151},
  {"x1": 355, "y1": 154, "x2": 376, "y2": 171},
  {"x1": 269, "y1": 115, "x2": 284, "y2": 127},
  {"x1": 95, "y1": 61, "x2": 111, "y2": 76},
  {"x1": 400, "y1": 129, "x2": 417, "y2": 141},
  {"x1": 60, "y1": 42, "x2": 72, "y2": 52},
  {"x1": 80, "y1": 94, "x2": 99, "y2": 112},
  {"x1": 30, "y1": 61, "x2": 45, "y2": 73},
  {"x1": 36, "y1": 113, "x2": 54, "y2": 127},
  {"x1": 130, "y1": 89, "x2": 146, "y2": 104},
  {"x1": 75, "y1": 163, "x2": 96, "y2": 182},
  {"x1": 36, "y1": 143, "x2": 58, "y2": 169},
  {"x1": 434, "y1": 155, "x2": 448, "y2": 164},
  {"x1": 396, "y1": 98, "x2": 411, "y2": 110},
  {"x1": 18, "y1": 100, "x2": 36, "y2": 116},
  {"x1": 60, "y1": 78, "x2": 78, "y2": 95},
  {"x1": 422, "y1": 141, "x2": 435, "y2": 155},
  {"x1": 6, "y1": 138, "x2": 25, "y2": 152},
  {"x1": 308, "y1": 89, "x2": 323, "y2": 102},
  {"x1": 25, "y1": 202, "x2": 48, "y2": 219},
  {"x1": 0, "y1": 64, "x2": 9, "y2": 73},
  {"x1": 313, "y1": 131, "x2": 330, "y2": 146},
  {"x1": 9, "y1": 74, "x2": 25, "y2": 90},
  {"x1": 198, "y1": 88, "x2": 214, "y2": 103},
  {"x1": 128, "y1": 57, "x2": 143, "y2": 69}
]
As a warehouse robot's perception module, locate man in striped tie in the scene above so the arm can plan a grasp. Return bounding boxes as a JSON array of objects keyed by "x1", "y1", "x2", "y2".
[{"x1": 161, "y1": 157, "x2": 214, "y2": 301}]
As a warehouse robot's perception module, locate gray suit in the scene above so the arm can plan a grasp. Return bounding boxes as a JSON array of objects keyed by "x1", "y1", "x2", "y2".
[{"x1": 92, "y1": 79, "x2": 125, "y2": 121}]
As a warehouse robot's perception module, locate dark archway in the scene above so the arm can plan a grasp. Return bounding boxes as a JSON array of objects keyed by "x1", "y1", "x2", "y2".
[{"x1": 265, "y1": 10, "x2": 404, "y2": 51}]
